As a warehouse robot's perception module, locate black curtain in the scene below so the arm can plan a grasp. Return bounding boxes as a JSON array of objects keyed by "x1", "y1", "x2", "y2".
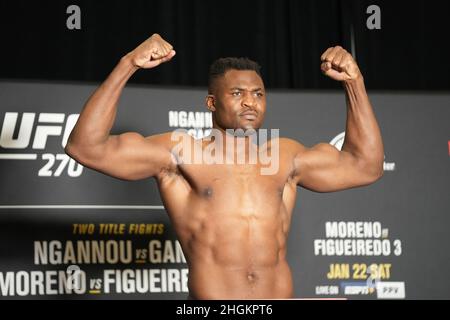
[{"x1": 0, "y1": 0, "x2": 449, "y2": 90}]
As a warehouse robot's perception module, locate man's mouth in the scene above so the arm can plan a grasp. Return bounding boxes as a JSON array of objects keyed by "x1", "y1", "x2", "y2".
[{"x1": 240, "y1": 111, "x2": 257, "y2": 120}]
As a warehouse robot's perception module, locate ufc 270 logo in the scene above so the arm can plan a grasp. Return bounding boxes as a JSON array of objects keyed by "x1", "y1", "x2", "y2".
[{"x1": 0, "y1": 112, "x2": 83, "y2": 177}]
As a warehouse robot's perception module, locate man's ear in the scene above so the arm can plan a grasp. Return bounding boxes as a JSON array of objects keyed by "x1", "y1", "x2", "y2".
[{"x1": 206, "y1": 95, "x2": 216, "y2": 112}]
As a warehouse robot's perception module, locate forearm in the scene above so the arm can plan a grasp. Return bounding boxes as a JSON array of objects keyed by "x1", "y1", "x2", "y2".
[
  {"x1": 66, "y1": 54, "x2": 138, "y2": 151},
  {"x1": 341, "y1": 77, "x2": 384, "y2": 174}
]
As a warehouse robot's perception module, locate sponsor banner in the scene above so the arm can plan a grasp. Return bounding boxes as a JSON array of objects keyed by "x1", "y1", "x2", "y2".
[{"x1": 1, "y1": 80, "x2": 450, "y2": 299}]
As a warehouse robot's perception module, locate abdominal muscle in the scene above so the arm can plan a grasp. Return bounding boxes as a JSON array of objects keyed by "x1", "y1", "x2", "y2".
[
  {"x1": 187, "y1": 259, "x2": 294, "y2": 300},
  {"x1": 174, "y1": 207, "x2": 293, "y2": 300}
]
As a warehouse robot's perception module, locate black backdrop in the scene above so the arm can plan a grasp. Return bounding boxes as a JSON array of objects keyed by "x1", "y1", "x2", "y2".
[{"x1": 0, "y1": 0, "x2": 449, "y2": 90}]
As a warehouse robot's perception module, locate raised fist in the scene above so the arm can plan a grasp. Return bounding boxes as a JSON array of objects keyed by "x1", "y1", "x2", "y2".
[
  {"x1": 320, "y1": 46, "x2": 362, "y2": 82},
  {"x1": 128, "y1": 33, "x2": 176, "y2": 69}
]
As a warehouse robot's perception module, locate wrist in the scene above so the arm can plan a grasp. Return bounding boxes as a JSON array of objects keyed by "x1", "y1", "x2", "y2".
[
  {"x1": 120, "y1": 53, "x2": 140, "y2": 72},
  {"x1": 342, "y1": 74, "x2": 369, "y2": 105},
  {"x1": 343, "y1": 74, "x2": 365, "y2": 87}
]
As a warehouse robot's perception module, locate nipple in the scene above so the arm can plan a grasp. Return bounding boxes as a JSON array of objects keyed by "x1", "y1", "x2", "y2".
[{"x1": 202, "y1": 187, "x2": 213, "y2": 198}]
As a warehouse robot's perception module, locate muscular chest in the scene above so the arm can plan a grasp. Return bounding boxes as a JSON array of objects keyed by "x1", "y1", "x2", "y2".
[
  {"x1": 178, "y1": 161, "x2": 295, "y2": 204},
  {"x1": 158, "y1": 140, "x2": 299, "y2": 216}
]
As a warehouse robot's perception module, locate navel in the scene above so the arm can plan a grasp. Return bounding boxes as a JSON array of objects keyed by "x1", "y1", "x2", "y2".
[{"x1": 247, "y1": 271, "x2": 258, "y2": 283}]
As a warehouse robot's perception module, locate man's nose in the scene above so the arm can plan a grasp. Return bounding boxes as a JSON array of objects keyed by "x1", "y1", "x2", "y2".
[{"x1": 242, "y1": 92, "x2": 257, "y2": 107}]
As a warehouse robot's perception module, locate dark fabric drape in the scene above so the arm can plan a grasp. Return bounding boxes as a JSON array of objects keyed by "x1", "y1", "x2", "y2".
[{"x1": 0, "y1": 0, "x2": 449, "y2": 90}]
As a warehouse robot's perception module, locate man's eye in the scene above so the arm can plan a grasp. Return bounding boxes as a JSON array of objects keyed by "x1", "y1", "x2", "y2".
[
  {"x1": 255, "y1": 92, "x2": 263, "y2": 97},
  {"x1": 232, "y1": 92, "x2": 241, "y2": 96}
]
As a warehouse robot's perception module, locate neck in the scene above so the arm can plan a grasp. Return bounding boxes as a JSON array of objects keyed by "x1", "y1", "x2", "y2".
[{"x1": 206, "y1": 125, "x2": 260, "y2": 157}]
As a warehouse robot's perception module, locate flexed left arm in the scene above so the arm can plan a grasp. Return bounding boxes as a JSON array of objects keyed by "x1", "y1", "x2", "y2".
[{"x1": 295, "y1": 46, "x2": 384, "y2": 192}]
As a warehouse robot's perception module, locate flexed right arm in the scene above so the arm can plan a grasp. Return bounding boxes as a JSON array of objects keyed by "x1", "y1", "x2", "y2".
[{"x1": 65, "y1": 34, "x2": 177, "y2": 180}]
